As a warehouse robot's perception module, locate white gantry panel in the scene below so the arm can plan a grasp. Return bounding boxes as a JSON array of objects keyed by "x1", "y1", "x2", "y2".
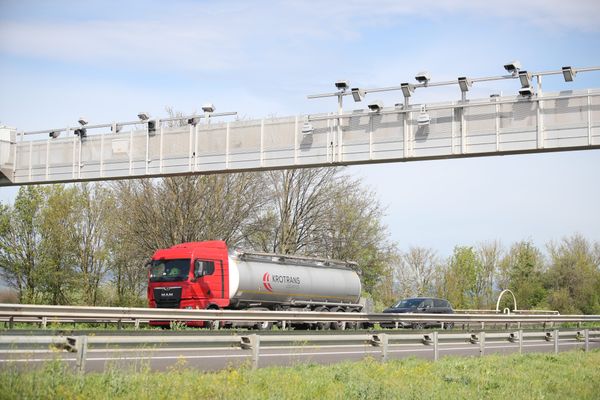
[{"x1": 1, "y1": 89, "x2": 599, "y2": 186}]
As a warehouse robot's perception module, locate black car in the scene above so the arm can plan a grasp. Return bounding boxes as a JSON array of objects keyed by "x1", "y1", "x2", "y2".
[{"x1": 381, "y1": 297, "x2": 454, "y2": 329}]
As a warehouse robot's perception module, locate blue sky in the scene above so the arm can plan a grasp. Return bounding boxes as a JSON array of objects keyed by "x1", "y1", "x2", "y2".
[{"x1": 1, "y1": 0, "x2": 599, "y2": 257}]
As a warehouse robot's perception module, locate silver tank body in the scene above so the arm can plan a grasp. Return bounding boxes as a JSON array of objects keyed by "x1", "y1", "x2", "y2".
[{"x1": 227, "y1": 254, "x2": 361, "y2": 306}]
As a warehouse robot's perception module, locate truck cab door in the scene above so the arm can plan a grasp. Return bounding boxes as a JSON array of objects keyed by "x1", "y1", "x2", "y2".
[{"x1": 193, "y1": 259, "x2": 225, "y2": 300}]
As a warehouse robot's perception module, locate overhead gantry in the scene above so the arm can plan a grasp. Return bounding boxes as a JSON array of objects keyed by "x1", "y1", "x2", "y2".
[{"x1": 1, "y1": 63, "x2": 599, "y2": 186}]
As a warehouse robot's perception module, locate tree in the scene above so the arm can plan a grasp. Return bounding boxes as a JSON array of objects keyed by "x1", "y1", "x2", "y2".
[
  {"x1": 107, "y1": 174, "x2": 266, "y2": 305},
  {"x1": 498, "y1": 241, "x2": 546, "y2": 310},
  {"x1": 318, "y1": 177, "x2": 396, "y2": 303},
  {"x1": 0, "y1": 186, "x2": 47, "y2": 303},
  {"x1": 71, "y1": 183, "x2": 113, "y2": 305},
  {"x1": 246, "y1": 168, "x2": 337, "y2": 254},
  {"x1": 111, "y1": 174, "x2": 265, "y2": 255},
  {"x1": 474, "y1": 241, "x2": 502, "y2": 308},
  {"x1": 393, "y1": 246, "x2": 439, "y2": 298},
  {"x1": 441, "y1": 246, "x2": 478, "y2": 309},
  {"x1": 545, "y1": 234, "x2": 600, "y2": 314},
  {"x1": 244, "y1": 168, "x2": 397, "y2": 304},
  {"x1": 38, "y1": 185, "x2": 79, "y2": 304}
]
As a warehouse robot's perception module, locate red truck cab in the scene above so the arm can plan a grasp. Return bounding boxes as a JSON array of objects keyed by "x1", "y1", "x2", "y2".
[{"x1": 147, "y1": 241, "x2": 230, "y2": 325}]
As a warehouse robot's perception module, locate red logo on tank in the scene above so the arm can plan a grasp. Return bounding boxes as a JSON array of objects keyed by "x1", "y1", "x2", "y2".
[{"x1": 263, "y1": 272, "x2": 273, "y2": 292}]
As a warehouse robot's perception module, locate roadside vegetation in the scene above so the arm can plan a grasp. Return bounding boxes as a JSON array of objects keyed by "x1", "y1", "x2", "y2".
[
  {"x1": 0, "y1": 169, "x2": 599, "y2": 314},
  {"x1": 1, "y1": 350, "x2": 598, "y2": 400}
]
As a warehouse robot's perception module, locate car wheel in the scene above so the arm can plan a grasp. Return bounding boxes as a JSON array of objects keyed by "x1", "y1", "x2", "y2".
[
  {"x1": 444, "y1": 322, "x2": 454, "y2": 330},
  {"x1": 412, "y1": 322, "x2": 425, "y2": 330}
]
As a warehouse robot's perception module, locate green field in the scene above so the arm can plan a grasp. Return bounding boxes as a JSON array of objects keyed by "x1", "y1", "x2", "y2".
[{"x1": 1, "y1": 350, "x2": 598, "y2": 400}]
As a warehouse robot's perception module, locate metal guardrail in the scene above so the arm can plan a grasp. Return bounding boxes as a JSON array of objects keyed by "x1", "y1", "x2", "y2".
[
  {"x1": 455, "y1": 309, "x2": 560, "y2": 315},
  {"x1": 1, "y1": 329, "x2": 598, "y2": 372},
  {"x1": 2, "y1": 303, "x2": 599, "y2": 323},
  {"x1": 0, "y1": 303, "x2": 598, "y2": 328}
]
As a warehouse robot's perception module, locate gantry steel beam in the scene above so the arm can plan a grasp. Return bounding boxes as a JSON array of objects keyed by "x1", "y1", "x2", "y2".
[{"x1": 1, "y1": 88, "x2": 599, "y2": 186}]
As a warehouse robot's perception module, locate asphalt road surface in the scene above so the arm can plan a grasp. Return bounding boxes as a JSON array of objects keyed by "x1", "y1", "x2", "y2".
[{"x1": 1, "y1": 337, "x2": 597, "y2": 373}]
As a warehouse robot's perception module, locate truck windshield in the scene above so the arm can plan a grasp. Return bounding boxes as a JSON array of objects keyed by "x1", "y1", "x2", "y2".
[
  {"x1": 394, "y1": 298, "x2": 424, "y2": 308},
  {"x1": 149, "y1": 259, "x2": 190, "y2": 282}
]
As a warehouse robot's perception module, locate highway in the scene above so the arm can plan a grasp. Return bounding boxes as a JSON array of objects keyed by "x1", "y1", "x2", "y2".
[{"x1": 1, "y1": 335, "x2": 597, "y2": 373}]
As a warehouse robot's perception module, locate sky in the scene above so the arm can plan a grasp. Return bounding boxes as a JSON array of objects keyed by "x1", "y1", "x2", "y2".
[{"x1": 0, "y1": 0, "x2": 599, "y2": 258}]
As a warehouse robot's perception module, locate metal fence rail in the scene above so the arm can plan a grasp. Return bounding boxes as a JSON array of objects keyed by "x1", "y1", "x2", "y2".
[
  {"x1": 1, "y1": 329, "x2": 598, "y2": 372},
  {"x1": 1, "y1": 303, "x2": 599, "y2": 329}
]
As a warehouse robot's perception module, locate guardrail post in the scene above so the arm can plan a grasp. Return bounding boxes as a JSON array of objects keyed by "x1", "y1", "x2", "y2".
[
  {"x1": 42, "y1": 317, "x2": 47, "y2": 329},
  {"x1": 554, "y1": 329, "x2": 559, "y2": 354},
  {"x1": 381, "y1": 334, "x2": 388, "y2": 362},
  {"x1": 584, "y1": 329, "x2": 589, "y2": 352},
  {"x1": 8, "y1": 316, "x2": 14, "y2": 329},
  {"x1": 370, "y1": 334, "x2": 388, "y2": 362},
  {"x1": 518, "y1": 329, "x2": 523, "y2": 355},
  {"x1": 250, "y1": 334, "x2": 260, "y2": 370},
  {"x1": 479, "y1": 331, "x2": 485, "y2": 357},
  {"x1": 433, "y1": 331, "x2": 439, "y2": 361},
  {"x1": 75, "y1": 336, "x2": 88, "y2": 373},
  {"x1": 134, "y1": 319, "x2": 140, "y2": 330}
]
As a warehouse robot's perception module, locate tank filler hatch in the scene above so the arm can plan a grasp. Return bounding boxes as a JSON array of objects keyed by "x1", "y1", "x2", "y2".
[{"x1": 233, "y1": 250, "x2": 358, "y2": 271}]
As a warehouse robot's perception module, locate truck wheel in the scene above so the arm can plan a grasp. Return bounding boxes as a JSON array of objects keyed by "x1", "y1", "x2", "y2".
[
  {"x1": 346, "y1": 310, "x2": 360, "y2": 330},
  {"x1": 315, "y1": 307, "x2": 330, "y2": 330},
  {"x1": 443, "y1": 322, "x2": 454, "y2": 330},
  {"x1": 206, "y1": 305, "x2": 221, "y2": 330},
  {"x1": 329, "y1": 307, "x2": 346, "y2": 330},
  {"x1": 254, "y1": 321, "x2": 272, "y2": 330}
]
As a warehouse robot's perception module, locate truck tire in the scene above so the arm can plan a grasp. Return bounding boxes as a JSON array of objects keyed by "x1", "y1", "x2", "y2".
[
  {"x1": 329, "y1": 307, "x2": 346, "y2": 330},
  {"x1": 315, "y1": 307, "x2": 330, "y2": 330},
  {"x1": 254, "y1": 321, "x2": 273, "y2": 330}
]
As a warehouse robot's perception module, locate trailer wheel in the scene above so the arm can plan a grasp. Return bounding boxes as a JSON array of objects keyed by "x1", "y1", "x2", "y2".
[
  {"x1": 329, "y1": 307, "x2": 346, "y2": 330},
  {"x1": 254, "y1": 321, "x2": 272, "y2": 330},
  {"x1": 315, "y1": 307, "x2": 330, "y2": 330},
  {"x1": 346, "y1": 309, "x2": 360, "y2": 330}
]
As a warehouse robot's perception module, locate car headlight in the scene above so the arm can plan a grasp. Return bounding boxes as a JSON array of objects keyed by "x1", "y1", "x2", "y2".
[{"x1": 184, "y1": 306, "x2": 193, "y2": 309}]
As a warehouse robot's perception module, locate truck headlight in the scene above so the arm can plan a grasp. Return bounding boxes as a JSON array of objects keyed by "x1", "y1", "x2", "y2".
[{"x1": 184, "y1": 306, "x2": 193, "y2": 309}]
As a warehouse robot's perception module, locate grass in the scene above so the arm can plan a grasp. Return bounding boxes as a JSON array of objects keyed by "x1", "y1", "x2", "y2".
[{"x1": 1, "y1": 350, "x2": 599, "y2": 399}]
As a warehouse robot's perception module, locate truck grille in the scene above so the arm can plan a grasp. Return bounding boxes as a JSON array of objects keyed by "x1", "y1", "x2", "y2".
[{"x1": 153, "y1": 287, "x2": 182, "y2": 309}]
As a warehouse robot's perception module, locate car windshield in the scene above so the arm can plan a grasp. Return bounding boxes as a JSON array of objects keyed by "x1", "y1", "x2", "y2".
[
  {"x1": 149, "y1": 259, "x2": 190, "y2": 282},
  {"x1": 393, "y1": 298, "x2": 424, "y2": 308}
]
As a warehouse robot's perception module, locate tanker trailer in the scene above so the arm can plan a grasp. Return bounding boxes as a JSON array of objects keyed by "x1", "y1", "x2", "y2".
[{"x1": 147, "y1": 240, "x2": 363, "y2": 328}]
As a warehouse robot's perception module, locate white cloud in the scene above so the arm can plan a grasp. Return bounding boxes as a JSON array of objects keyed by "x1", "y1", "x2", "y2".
[{"x1": 0, "y1": 0, "x2": 597, "y2": 74}]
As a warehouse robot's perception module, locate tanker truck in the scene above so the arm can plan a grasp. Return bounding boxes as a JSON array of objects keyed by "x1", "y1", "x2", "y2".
[{"x1": 147, "y1": 240, "x2": 363, "y2": 328}]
